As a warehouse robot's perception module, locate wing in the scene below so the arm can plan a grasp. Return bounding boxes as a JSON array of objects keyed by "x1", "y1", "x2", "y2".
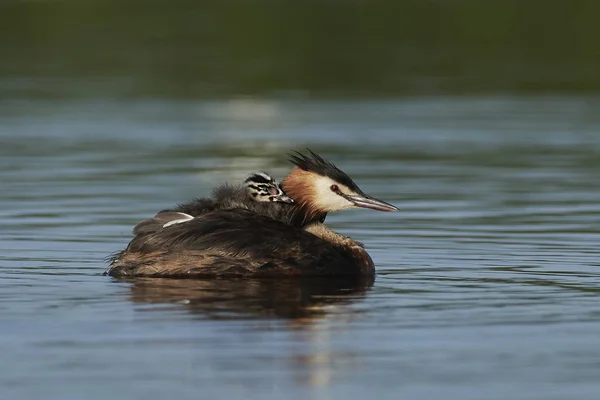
[{"x1": 108, "y1": 209, "x2": 359, "y2": 277}]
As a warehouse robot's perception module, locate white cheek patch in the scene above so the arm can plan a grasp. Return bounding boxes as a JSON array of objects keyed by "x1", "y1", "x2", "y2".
[
  {"x1": 162, "y1": 212, "x2": 194, "y2": 228},
  {"x1": 313, "y1": 176, "x2": 356, "y2": 211}
]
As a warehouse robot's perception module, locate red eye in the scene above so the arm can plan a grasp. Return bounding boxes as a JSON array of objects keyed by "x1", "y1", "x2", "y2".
[{"x1": 330, "y1": 184, "x2": 339, "y2": 192}]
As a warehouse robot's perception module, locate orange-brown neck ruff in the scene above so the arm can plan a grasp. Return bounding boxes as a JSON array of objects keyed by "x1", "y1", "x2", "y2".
[{"x1": 282, "y1": 168, "x2": 327, "y2": 225}]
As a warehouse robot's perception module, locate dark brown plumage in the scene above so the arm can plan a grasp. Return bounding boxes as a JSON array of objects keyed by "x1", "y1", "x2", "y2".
[{"x1": 108, "y1": 209, "x2": 374, "y2": 277}]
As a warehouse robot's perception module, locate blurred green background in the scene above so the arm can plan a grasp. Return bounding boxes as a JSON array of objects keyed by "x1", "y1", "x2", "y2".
[{"x1": 1, "y1": 0, "x2": 599, "y2": 99}]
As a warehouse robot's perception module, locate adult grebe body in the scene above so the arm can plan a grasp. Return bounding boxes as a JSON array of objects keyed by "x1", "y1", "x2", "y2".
[{"x1": 106, "y1": 151, "x2": 398, "y2": 278}]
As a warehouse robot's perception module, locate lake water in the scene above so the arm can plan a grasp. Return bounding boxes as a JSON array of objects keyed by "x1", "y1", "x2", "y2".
[{"x1": 2, "y1": 96, "x2": 600, "y2": 399}]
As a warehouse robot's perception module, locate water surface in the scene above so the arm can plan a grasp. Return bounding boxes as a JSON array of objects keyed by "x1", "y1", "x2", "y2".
[{"x1": 2, "y1": 97, "x2": 600, "y2": 399}]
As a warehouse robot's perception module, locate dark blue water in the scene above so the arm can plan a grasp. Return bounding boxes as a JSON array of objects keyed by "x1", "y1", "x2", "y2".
[{"x1": 2, "y1": 97, "x2": 600, "y2": 400}]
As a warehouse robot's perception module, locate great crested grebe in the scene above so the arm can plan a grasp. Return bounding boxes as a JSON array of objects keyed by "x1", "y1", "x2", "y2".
[
  {"x1": 106, "y1": 150, "x2": 399, "y2": 278},
  {"x1": 132, "y1": 172, "x2": 293, "y2": 236}
]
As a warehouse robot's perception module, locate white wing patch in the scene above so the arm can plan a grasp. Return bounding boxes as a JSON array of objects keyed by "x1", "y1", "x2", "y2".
[{"x1": 162, "y1": 212, "x2": 194, "y2": 228}]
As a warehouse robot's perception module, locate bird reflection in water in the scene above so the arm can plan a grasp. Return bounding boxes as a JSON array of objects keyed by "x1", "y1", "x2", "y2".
[{"x1": 117, "y1": 275, "x2": 374, "y2": 321}]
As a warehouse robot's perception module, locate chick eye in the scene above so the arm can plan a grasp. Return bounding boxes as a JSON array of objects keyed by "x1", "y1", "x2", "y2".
[{"x1": 330, "y1": 184, "x2": 339, "y2": 192}]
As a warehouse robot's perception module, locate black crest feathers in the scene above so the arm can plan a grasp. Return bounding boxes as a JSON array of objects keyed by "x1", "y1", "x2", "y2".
[{"x1": 288, "y1": 149, "x2": 361, "y2": 193}]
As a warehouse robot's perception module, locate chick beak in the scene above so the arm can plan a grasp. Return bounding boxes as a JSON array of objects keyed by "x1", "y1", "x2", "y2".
[
  {"x1": 269, "y1": 187, "x2": 294, "y2": 203},
  {"x1": 274, "y1": 194, "x2": 294, "y2": 203},
  {"x1": 344, "y1": 194, "x2": 399, "y2": 212}
]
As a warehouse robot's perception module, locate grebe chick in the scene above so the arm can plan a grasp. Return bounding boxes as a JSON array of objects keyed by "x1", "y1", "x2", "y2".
[
  {"x1": 132, "y1": 172, "x2": 292, "y2": 236},
  {"x1": 242, "y1": 172, "x2": 294, "y2": 203},
  {"x1": 107, "y1": 150, "x2": 399, "y2": 278}
]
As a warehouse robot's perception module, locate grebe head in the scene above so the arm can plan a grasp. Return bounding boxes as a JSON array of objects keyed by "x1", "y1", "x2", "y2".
[
  {"x1": 244, "y1": 172, "x2": 294, "y2": 203},
  {"x1": 282, "y1": 150, "x2": 399, "y2": 214}
]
